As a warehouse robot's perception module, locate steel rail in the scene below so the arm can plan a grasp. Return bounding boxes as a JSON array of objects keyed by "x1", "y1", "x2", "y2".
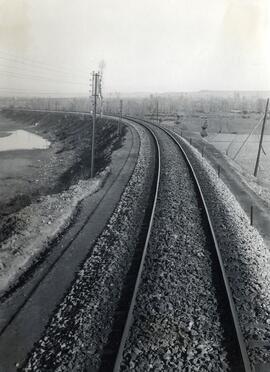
[
  {"x1": 168, "y1": 127, "x2": 252, "y2": 372},
  {"x1": 112, "y1": 120, "x2": 161, "y2": 372},
  {"x1": 126, "y1": 116, "x2": 252, "y2": 372}
]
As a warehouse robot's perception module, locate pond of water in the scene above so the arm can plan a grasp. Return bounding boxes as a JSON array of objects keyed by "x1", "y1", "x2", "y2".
[{"x1": 0, "y1": 130, "x2": 50, "y2": 152}]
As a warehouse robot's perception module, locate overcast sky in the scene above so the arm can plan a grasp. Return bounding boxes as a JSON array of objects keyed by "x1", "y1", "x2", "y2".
[{"x1": 0, "y1": 0, "x2": 269, "y2": 96}]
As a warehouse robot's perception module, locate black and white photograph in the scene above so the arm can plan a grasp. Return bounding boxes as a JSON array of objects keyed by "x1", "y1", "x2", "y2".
[{"x1": 0, "y1": 0, "x2": 270, "y2": 371}]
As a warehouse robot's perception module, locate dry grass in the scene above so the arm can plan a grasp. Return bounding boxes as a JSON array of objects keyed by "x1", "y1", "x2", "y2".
[{"x1": 207, "y1": 133, "x2": 270, "y2": 182}]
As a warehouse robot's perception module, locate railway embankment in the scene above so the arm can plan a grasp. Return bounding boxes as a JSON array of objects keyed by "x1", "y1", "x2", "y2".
[{"x1": 0, "y1": 109, "x2": 124, "y2": 296}]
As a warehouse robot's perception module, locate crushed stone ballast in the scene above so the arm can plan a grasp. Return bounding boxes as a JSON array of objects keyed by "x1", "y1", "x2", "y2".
[
  {"x1": 170, "y1": 128, "x2": 270, "y2": 370},
  {"x1": 114, "y1": 117, "x2": 250, "y2": 372}
]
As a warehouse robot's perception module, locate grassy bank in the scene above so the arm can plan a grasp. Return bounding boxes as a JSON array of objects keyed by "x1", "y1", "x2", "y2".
[{"x1": 0, "y1": 109, "x2": 125, "y2": 241}]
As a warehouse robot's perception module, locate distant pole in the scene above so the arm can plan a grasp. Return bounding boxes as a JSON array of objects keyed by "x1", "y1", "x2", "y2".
[
  {"x1": 156, "y1": 99, "x2": 159, "y2": 124},
  {"x1": 99, "y1": 71, "x2": 103, "y2": 118},
  {"x1": 91, "y1": 71, "x2": 100, "y2": 178},
  {"x1": 100, "y1": 99, "x2": 103, "y2": 118},
  {"x1": 98, "y1": 60, "x2": 105, "y2": 117},
  {"x1": 254, "y1": 98, "x2": 269, "y2": 177},
  {"x1": 119, "y1": 99, "x2": 123, "y2": 136}
]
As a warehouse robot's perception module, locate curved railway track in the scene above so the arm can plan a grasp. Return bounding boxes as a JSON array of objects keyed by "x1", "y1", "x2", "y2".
[
  {"x1": 98, "y1": 122, "x2": 161, "y2": 371},
  {"x1": 102, "y1": 116, "x2": 252, "y2": 372},
  {"x1": 0, "y1": 111, "x2": 253, "y2": 371}
]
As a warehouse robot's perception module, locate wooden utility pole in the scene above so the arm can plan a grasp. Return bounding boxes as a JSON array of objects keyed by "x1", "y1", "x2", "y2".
[
  {"x1": 99, "y1": 60, "x2": 105, "y2": 118},
  {"x1": 156, "y1": 99, "x2": 159, "y2": 124},
  {"x1": 119, "y1": 99, "x2": 123, "y2": 136},
  {"x1": 99, "y1": 72, "x2": 103, "y2": 118},
  {"x1": 91, "y1": 71, "x2": 100, "y2": 178},
  {"x1": 254, "y1": 98, "x2": 269, "y2": 177}
]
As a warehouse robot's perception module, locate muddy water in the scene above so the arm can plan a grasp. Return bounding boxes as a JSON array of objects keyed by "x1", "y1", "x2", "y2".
[{"x1": 0, "y1": 130, "x2": 50, "y2": 151}]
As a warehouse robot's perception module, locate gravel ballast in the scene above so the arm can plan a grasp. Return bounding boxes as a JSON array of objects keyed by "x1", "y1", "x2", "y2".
[
  {"x1": 22, "y1": 123, "x2": 154, "y2": 372},
  {"x1": 174, "y1": 132, "x2": 270, "y2": 368},
  {"x1": 120, "y1": 127, "x2": 231, "y2": 371}
]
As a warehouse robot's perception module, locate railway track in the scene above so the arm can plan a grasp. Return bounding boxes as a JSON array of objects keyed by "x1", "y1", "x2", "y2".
[
  {"x1": 102, "y1": 116, "x2": 252, "y2": 372},
  {"x1": 98, "y1": 123, "x2": 161, "y2": 371}
]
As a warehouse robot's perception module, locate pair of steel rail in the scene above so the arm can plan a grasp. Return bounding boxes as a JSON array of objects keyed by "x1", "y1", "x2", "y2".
[{"x1": 110, "y1": 116, "x2": 251, "y2": 372}]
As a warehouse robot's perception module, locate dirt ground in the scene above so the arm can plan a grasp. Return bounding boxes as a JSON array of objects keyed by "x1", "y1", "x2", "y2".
[
  {"x1": 207, "y1": 133, "x2": 270, "y2": 183},
  {"x1": 161, "y1": 111, "x2": 270, "y2": 135},
  {"x1": 0, "y1": 110, "x2": 122, "y2": 242}
]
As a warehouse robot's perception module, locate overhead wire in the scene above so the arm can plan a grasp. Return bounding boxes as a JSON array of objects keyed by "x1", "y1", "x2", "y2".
[
  {"x1": 2, "y1": 70, "x2": 87, "y2": 86},
  {"x1": 0, "y1": 50, "x2": 103, "y2": 98},
  {"x1": 0, "y1": 49, "x2": 91, "y2": 96},
  {"x1": 0, "y1": 49, "x2": 106, "y2": 100},
  {"x1": 0, "y1": 58, "x2": 88, "y2": 81},
  {"x1": 233, "y1": 115, "x2": 263, "y2": 160},
  {"x1": 0, "y1": 49, "x2": 90, "y2": 77},
  {"x1": 0, "y1": 87, "x2": 87, "y2": 96}
]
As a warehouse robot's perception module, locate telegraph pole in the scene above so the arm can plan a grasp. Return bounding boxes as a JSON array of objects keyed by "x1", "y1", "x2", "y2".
[
  {"x1": 119, "y1": 99, "x2": 123, "y2": 136},
  {"x1": 91, "y1": 71, "x2": 100, "y2": 178},
  {"x1": 156, "y1": 99, "x2": 159, "y2": 124},
  {"x1": 99, "y1": 60, "x2": 105, "y2": 118},
  {"x1": 99, "y1": 71, "x2": 103, "y2": 118},
  {"x1": 254, "y1": 98, "x2": 269, "y2": 177}
]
